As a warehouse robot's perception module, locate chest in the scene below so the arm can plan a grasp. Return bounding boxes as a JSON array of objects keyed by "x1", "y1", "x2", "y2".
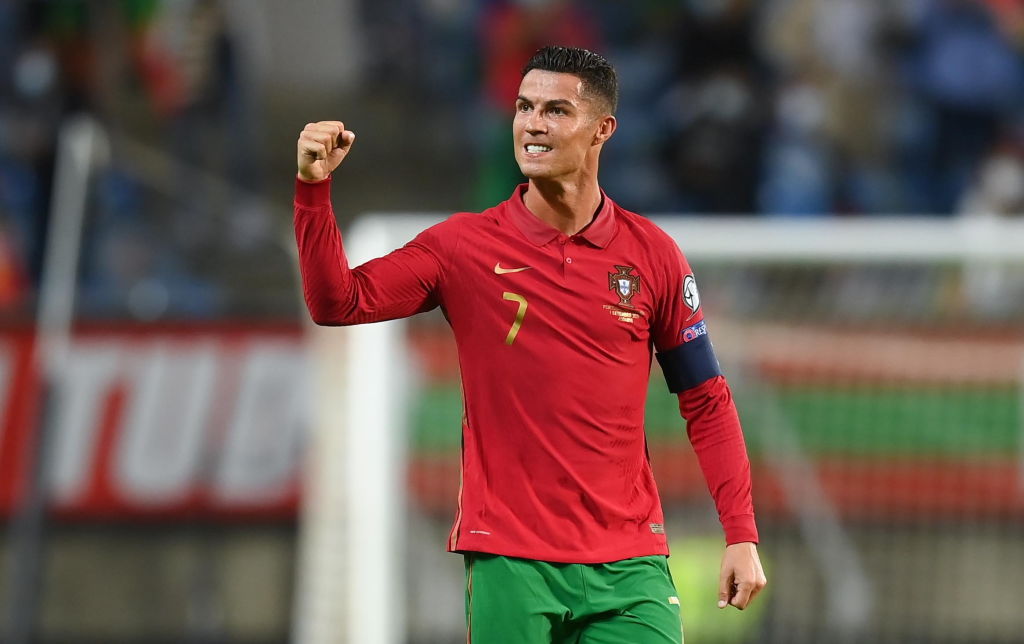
[{"x1": 442, "y1": 230, "x2": 659, "y2": 350}]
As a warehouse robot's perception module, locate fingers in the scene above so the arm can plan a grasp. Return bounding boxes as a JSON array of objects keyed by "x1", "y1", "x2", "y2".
[
  {"x1": 717, "y1": 569, "x2": 733, "y2": 610},
  {"x1": 338, "y1": 129, "x2": 355, "y2": 149},
  {"x1": 748, "y1": 575, "x2": 766, "y2": 606},
  {"x1": 329, "y1": 129, "x2": 355, "y2": 162},
  {"x1": 313, "y1": 121, "x2": 352, "y2": 150},
  {"x1": 730, "y1": 578, "x2": 754, "y2": 610},
  {"x1": 300, "y1": 122, "x2": 344, "y2": 158},
  {"x1": 718, "y1": 543, "x2": 768, "y2": 610},
  {"x1": 297, "y1": 121, "x2": 356, "y2": 181},
  {"x1": 730, "y1": 573, "x2": 767, "y2": 609},
  {"x1": 299, "y1": 138, "x2": 328, "y2": 161},
  {"x1": 725, "y1": 569, "x2": 768, "y2": 610}
]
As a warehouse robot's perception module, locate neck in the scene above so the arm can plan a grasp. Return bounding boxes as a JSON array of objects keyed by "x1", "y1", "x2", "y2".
[{"x1": 522, "y1": 175, "x2": 603, "y2": 236}]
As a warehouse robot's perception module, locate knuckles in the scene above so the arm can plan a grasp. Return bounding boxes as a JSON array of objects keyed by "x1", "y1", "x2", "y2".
[{"x1": 302, "y1": 121, "x2": 343, "y2": 133}]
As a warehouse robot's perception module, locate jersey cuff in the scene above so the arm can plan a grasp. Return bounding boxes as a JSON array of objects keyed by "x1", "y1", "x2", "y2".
[
  {"x1": 656, "y1": 334, "x2": 723, "y2": 393},
  {"x1": 295, "y1": 175, "x2": 332, "y2": 207},
  {"x1": 722, "y1": 514, "x2": 759, "y2": 545}
]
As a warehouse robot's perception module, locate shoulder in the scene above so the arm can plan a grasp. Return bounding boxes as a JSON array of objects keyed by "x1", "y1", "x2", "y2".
[
  {"x1": 426, "y1": 206, "x2": 501, "y2": 233},
  {"x1": 430, "y1": 202, "x2": 514, "y2": 241},
  {"x1": 612, "y1": 203, "x2": 683, "y2": 255},
  {"x1": 417, "y1": 209, "x2": 486, "y2": 238},
  {"x1": 412, "y1": 207, "x2": 502, "y2": 258}
]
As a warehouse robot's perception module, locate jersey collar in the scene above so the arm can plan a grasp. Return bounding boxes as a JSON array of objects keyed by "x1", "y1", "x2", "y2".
[{"x1": 505, "y1": 183, "x2": 617, "y2": 249}]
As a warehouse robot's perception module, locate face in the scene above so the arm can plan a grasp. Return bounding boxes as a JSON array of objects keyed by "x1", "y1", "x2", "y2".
[{"x1": 513, "y1": 70, "x2": 615, "y2": 181}]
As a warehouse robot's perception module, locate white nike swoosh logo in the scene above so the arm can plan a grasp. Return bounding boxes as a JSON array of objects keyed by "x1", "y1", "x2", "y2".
[{"x1": 494, "y1": 263, "x2": 532, "y2": 274}]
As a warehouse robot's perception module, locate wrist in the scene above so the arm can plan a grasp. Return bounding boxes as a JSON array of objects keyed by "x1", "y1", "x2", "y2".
[
  {"x1": 722, "y1": 514, "x2": 759, "y2": 545},
  {"x1": 294, "y1": 175, "x2": 332, "y2": 207},
  {"x1": 297, "y1": 172, "x2": 328, "y2": 184}
]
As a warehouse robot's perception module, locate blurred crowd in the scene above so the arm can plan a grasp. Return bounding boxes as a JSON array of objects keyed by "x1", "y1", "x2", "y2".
[
  {"x1": 387, "y1": 0, "x2": 1024, "y2": 215},
  {"x1": 0, "y1": 0, "x2": 262, "y2": 321},
  {"x1": 1, "y1": 0, "x2": 1023, "y2": 320}
]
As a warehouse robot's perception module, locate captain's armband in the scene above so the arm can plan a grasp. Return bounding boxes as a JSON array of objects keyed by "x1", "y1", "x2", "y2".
[{"x1": 656, "y1": 326, "x2": 722, "y2": 393}]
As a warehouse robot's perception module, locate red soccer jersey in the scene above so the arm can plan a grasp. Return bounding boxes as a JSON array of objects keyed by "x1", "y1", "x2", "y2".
[{"x1": 295, "y1": 178, "x2": 756, "y2": 563}]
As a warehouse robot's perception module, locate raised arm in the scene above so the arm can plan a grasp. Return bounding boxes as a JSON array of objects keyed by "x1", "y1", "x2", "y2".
[{"x1": 294, "y1": 121, "x2": 450, "y2": 325}]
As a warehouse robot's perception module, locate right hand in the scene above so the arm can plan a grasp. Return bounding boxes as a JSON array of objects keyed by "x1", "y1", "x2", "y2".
[{"x1": 297, "y1": 121, "x2": 356, "y2": 182}]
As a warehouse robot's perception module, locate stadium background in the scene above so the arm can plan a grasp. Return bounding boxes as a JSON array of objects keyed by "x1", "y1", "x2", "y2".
[{"x1": 0, "y1": 0, "x2": 1022, "y2": 643}]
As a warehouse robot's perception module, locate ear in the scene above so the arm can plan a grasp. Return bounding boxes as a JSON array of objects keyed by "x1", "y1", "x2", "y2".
[{"x1": 592, "y1": 114, "x2": 617, "y2": 146}]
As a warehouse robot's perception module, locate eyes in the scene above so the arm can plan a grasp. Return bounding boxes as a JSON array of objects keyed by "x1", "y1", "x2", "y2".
[{"x1": 516, "y1": 103, "x2": 569, "y2": 117}]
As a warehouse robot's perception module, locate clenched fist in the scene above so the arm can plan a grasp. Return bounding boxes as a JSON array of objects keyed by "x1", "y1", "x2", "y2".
[{"x1": 297, "y1": 121, "x2": 356, "y2": 182}]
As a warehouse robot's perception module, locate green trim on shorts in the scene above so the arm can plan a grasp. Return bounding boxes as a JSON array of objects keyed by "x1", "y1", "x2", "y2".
[{"x1": 465, "y1": 553, "x2": 684, "y2": 644}]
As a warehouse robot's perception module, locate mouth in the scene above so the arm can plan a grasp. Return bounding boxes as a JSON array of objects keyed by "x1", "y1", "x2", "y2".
[{"x1": 523, "y1": 143, "x2": 553, "y2": 157}]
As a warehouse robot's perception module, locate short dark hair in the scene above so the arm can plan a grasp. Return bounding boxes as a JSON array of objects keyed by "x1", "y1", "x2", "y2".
[{"x1": 522, "y1": 46, "x2": 618, "y2": 115}]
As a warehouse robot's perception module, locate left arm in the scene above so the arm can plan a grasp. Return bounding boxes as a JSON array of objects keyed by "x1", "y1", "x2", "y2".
[
  {"x1": 676, "y1": 375, "x2": 756, "y2": 545},
  {"x1": 650, "y1": 231, "x2": 766, "y2": 610},
  {"x1": 677, "y1": 375, "x2": 767, "y2": 610}
]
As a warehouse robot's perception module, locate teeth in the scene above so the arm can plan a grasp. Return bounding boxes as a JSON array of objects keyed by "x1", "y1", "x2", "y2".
[{"x1": 526, "y1": 145, "x2": 551, "y2": 153}]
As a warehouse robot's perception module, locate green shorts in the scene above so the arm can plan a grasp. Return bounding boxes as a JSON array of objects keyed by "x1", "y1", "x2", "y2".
[{"x1": 464, "y1": 553, "x2": 684, "y2": 644}]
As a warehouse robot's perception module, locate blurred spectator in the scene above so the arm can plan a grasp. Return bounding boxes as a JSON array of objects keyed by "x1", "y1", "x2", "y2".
[
  {"x1": 759, "y1": 0, "x2": 895, "y2": 214},
  {"x1": 985, "y1": 0, "x2": 1024, "y2": 45},
  {"x1": 147, "y1": 0, "x2": 269, "y2": 255},
  {"x1": 959, "y1": 135, "x2": 1024, "y2": 317},
  {"x1": 659, "y1": 0, "x2": 767, "y2": 213},
  {"x1": 0, "y1": 1, "x2": 80, "y2": 288},
  {"x1": 0, "y1": 1, "x2": 266, "y2": 320},
  {"x1": 0, "y1": 219, "x2": 29, "y2": 315},
  {"x1": 79, "y1": 171, "x2": 222, "y2": 320},
  {"x1": 360, "y1": 0, "x2": 429, "y2": 93},
  {"x1": 901, "y1": 0, "x2": 1024, "y2": 213},
  {"x1": 959, "y1": 137, "x2": 1024, "y2": 216},
  {"x1": 758, "y1": 76, "x2": 836, "y2": 215}
]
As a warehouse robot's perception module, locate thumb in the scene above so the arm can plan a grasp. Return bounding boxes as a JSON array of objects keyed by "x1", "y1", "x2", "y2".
[
  {"x1": 718, "y1": 569, "x2": 733, "y2": 609},
  {"x1": 327, "y1": 130, "x2": 356, "y2": 170},
  {"x1": 337, "y1": 129, "x2": 355, "y2": 151}
]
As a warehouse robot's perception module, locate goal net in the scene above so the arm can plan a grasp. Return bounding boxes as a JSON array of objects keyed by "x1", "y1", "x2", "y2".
[{"x1": 293, "y1": 214, "x2": 1024, "y2": 644}]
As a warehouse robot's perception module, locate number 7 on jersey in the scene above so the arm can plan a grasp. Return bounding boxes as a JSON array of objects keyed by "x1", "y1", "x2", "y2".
[{"x1": 501, "y1": 292, "x2": 528, "y2": 345}]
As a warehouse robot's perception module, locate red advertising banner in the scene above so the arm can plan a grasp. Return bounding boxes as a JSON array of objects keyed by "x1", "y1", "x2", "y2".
[{"x1": 0, "y1": 324, "x2": 306, "y2": 520}]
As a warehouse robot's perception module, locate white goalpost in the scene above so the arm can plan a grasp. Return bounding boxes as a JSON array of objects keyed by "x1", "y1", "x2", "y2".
[
  {"x1": 292, "y1": 217, "x2": 425, "y2": 644},
  {"x1": 293, "y1": 214, "x2": 1024, "y2": 644},
  {"x1": 3, "y1": 115, "x2": 107, "y2": 644}
]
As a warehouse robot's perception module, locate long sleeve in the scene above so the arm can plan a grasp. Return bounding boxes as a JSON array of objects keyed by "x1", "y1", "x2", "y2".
[
  {"x1": 678, "y1": 375, "x2": 759, "y2": 545},
  {"x1": 294, "y1": 177, "x2": 451, "y2": 325}
]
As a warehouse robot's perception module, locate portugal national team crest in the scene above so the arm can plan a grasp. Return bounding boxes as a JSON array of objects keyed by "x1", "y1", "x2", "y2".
[{"x1": 608, "y1": 265, "x2": 640, "y2": 307}]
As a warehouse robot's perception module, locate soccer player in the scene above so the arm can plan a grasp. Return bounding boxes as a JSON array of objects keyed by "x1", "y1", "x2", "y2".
[{"x1": 294, "y1": 46, "x2": 765, "y2": 643}]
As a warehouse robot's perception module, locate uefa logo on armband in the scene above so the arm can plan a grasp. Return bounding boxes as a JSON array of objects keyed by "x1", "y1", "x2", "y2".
[{"x1": 681, "y1": 320, "x2": 707, "y2": 343}]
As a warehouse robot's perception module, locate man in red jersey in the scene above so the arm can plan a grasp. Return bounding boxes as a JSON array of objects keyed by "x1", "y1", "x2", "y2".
[{"x1": 294, "y1": 46, "x2": 766, "y2": 643}]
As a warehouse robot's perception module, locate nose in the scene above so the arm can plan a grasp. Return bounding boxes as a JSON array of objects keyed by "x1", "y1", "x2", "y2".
[{"x1": 524, "y1": 110, "x2": 546, "y2": 135}]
